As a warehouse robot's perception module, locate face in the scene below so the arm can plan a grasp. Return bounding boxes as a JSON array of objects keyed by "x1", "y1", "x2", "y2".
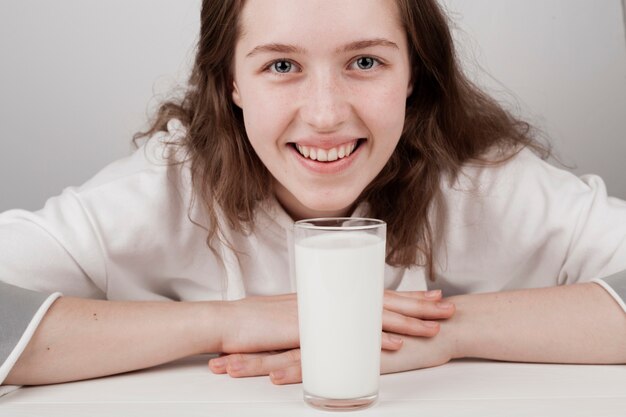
[{"x1": 232, "y1": 0, "x2": 412, "y2": 220}]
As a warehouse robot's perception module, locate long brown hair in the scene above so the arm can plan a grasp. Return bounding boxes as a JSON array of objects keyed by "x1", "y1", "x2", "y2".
[{"x1": 135, "y1": 0, "x2": 551, "y2": 280}]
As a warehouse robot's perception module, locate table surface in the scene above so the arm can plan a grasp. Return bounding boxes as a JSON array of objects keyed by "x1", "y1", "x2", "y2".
[{"x1": 1, "y1": 355, "x2": 625, "y2": 417}]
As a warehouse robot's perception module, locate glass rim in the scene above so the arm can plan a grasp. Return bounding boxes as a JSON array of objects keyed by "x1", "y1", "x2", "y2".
[{"x1": 294, "y1": 217, "x2": 386, "y2": 231}]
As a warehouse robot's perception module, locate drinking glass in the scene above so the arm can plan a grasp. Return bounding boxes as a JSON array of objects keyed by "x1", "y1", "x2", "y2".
[{"x1": 294, "y1": 218, "x2": 386, "y2": 411}]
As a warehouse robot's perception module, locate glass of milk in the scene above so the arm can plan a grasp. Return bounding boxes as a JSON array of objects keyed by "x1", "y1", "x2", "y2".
[{"x1": 294, "y1": 218, "x2": 386, "y2": 411}]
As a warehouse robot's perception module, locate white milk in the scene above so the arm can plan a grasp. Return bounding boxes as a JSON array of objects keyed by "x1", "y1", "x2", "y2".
[{"x1": 295, "y1": 231, "x2": 385, "y2": 400}]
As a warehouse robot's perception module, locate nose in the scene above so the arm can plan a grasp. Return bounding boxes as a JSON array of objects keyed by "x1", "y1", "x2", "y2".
[{"x1": 298, "y1": 71, "x2": 351, "y2": 132}]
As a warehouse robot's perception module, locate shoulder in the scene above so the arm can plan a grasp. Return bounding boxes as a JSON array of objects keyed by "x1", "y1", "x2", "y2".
[
  {"x1": 67, "y1": 119, "x2": 206, "y2": 236},
  {"x1": 442, "y1": 146, "x2": 597, "y2": 206},
  {"x1": 435, "y1": 144, "x2": 614, "y2": 246},
  {"x1": 76, "y1": 119, "x2": 190, "y2": 193},
  {"x1": 435, "y1": 145, "x2": 626, "y2": 292}
]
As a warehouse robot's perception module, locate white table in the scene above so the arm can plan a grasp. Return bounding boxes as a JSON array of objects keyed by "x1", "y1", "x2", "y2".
[{"x1": 1, "y1": 355, "x2": 625, "y2": 417}]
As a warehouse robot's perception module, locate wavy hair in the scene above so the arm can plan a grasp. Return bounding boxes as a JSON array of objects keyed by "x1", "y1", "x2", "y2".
[{"x1": 135, "y1": 0, "x2": 552, "y2": 280}]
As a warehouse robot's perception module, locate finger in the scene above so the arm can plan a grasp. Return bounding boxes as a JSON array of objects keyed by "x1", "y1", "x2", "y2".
[
  {"x1": 208, "y1": 354, "x2": 230, "y2": 374},
  {"x1": 384, "y1": 290, "x2": 454, "y2": 317},
  {"x1": 226, "y1": 349, "x2": 301, "y2": 378},
  {"x1": 385, "y1": 289, "x2": 442, "y2": 301},
  {"x1": 209, "y1": 352, "x2": 271, "y2": 374},
  {"x1": 384, "y1": 292, "x2": 455, "y2": 319},
  {"x1": 381, "y1": 331, "x2": 404, "y2": 350},
  {"x1": 270, "y1": 364, "x2": 303, "y2": 385},
  {"x1": 383, "y1": 309, "x2": 441, "y2": 337}
]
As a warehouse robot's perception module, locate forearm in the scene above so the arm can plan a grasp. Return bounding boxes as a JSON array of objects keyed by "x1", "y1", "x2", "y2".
[
  {"x1": 187, "y1": 285, "x2": 626, "y2": 384},
  {"x1": 4, "y1": 296, "x2": 225, "y2": 386},
  {"x1": 448, "y1": 283, "x2": 626, "y2": 364}
]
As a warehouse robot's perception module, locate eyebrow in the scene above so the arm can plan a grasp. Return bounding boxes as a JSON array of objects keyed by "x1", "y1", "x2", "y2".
[
  {"x1": 245, "y1": 38, "x2": 399, "y2": 58},
  {"x1": 341, "y1": 39, "x2": 399, "y2": 53},
  {"x1": 246, "y1": 43, "x2": 305, "y2": 58}
]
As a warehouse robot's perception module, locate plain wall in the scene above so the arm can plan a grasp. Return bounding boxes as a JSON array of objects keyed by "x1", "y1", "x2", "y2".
[
  {"x1": 1, "y1": 0, "x2": 625, "y2": 212},
  {"x1": 0, "y1": 0, "x2": 201, "y2": 211},
  {"x1": 444, "y1": 0, "x2": 626, "y2": 198}
]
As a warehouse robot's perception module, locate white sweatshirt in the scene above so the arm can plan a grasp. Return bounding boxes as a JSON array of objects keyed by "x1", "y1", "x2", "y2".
[{"x1": 1, "y1": 119, "x2": 625, "y2": 384}]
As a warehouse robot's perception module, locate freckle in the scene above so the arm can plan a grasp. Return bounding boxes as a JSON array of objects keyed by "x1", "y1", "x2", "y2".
[{"x1": 93, "y1": 313, "x2": 98, "y2": 321}]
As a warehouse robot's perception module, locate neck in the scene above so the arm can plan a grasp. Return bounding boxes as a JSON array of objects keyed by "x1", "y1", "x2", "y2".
[{"x1": 273, "y1": 185, "x2": 353, "y2": 222}]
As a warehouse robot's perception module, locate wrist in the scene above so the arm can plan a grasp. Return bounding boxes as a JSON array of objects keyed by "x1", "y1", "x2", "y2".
[
  {"x1": 195, "y1": 300, "x2": 228, "y2": 354},
  {"x1": 443, "y1": 295, "x2": 469, "y2": 360}
]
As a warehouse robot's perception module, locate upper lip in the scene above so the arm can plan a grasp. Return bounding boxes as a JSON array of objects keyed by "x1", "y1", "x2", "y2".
[{"x1": 289, "y1": 136, "x2": 365, "y2": 149}]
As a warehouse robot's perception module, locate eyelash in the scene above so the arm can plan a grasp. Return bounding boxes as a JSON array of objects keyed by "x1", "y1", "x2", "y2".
[{"x1": 262, "y1": 56, "x2": 384, "y2": 76}]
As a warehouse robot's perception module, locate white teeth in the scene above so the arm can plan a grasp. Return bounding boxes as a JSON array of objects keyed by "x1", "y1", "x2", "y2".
[
  {"x1": 327, "y1": 148, "x2": 338, "y2": 162},
  {"x1": 294, "y1": 140, "x2": 360, "y2": 162},
  {"x1": 300, "y1": 145, "x2": 310, "y2": 157}
]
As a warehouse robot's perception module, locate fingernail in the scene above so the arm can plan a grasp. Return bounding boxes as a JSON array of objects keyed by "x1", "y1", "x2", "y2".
[
  {"x1": 425, "y1": 290, "x2": 441, "y2": 299},
  {"x1": 211, "y1": 358, "x2": 225, "y2": 368},
  {"x1": 437, "y1": 301, "x2": 453, "y2": 309},
  {"x1": 228, "y1": 361, "x2": 244, "y2": 372},
  {"x1": 389, "y1": 335, "x2": 403, "y2": 344},
  {"x1": 424, "y1": 321, "x2": 439, "y2": 328},
  {"x1": 271, "y1": 370, "x2": 286, "y2": 381}
]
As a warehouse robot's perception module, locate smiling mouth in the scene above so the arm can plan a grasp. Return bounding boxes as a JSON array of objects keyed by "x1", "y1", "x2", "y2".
[{"x1": 291, "y1": 139, "x2": 366, "y2": 162}]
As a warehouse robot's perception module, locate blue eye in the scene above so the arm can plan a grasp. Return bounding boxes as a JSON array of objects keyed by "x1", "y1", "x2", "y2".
[
  {"x1": 356, "y1": 57, "x2": 375, "y2": 69},
  {"x1": 270, "y1": 60, "x2": 294, "y2": 73}
]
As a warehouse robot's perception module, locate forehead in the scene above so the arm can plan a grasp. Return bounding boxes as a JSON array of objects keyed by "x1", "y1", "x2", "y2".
[{"x1": 237, "y1": 0, "x2": 405, "y2": 49}]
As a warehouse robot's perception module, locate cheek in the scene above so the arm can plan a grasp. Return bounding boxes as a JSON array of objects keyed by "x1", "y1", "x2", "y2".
[
  {"x1": 358, "y1": 83, "x2": 407, "y2": 141},
  {"x1": 242, "y1": 87, "x2": 295, "y2": 150}
]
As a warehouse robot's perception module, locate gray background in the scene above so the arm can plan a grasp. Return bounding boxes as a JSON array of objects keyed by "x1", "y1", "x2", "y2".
[{"x1": 1, "y1": 0, "x2": 625, "y2": 212}]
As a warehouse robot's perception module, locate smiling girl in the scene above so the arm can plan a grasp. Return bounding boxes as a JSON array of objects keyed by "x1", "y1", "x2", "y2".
[{"x1": 1, "y1": 0, "x2": 625, "y2": 387}]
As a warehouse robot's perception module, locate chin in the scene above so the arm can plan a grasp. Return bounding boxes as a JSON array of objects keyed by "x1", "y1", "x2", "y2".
[
  {"x1": 275, "y1": 180, "x2": 365, "y2": 219},
  {"x1": 295, "y1": 194, "x2": 359, "y2": 218}
]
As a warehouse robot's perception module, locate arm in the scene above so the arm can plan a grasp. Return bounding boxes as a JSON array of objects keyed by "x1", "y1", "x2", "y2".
[
  {"x1": 382, "y1": 282, "x2": 626, "y2": 375},
  {"x1": 418, "y1": 150, "x2": 626, "y2": 366},
  {"x1": 5, "y1": 290, "x2": 450, "y2": 386},
  {"x1": 4, "y1": 293, "x2": 304, "y2": 386},
  {"x1": 4, "y1": 297, "x2": 226, "y2": 386},
  {"x1": 4, "y1": 293, "x2": 303, "y2": 386},
  {"x1": 0, "y1": 127, "x2": 231, "y2": 386},
  {"x1": 218, "y1": 282, "x2": 626, "y2": 384},
  {"x1": 446, "y1": 282, "x2": 626, "y2": 364}
]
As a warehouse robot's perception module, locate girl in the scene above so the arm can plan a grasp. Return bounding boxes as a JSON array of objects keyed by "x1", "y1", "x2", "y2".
[{"x1": 1, "y1": 0, "x2": 625, "y2": 388}]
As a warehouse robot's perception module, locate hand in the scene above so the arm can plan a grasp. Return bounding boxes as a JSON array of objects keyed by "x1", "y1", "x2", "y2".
[
  {"x1": 220, "y1": 290, "x2": 454, "y2": 354},
  {"x1": 209, "y1": 290, "x2": 455, "y2": 383},
  {"x1": 208, "y1": 331, "x2": 455, "y2": 384},
  {"x1": 219, "y1": 294, "x2": 300, "y2": 354},
  {"x1": 381, "y1": 289, "x2": 455, "y2": 337}
]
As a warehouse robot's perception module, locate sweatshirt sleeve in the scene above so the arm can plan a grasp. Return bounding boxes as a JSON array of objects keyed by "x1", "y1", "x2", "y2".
[
  {"x1": 521, "y1": 154, "x2": 626, "y2": 313},
  {"x1": 552, "y1": 172, "x2": 626, "y2": 313},
  {"x1": 0, "y1": 191, "x2": 109, "y2": 385},
  {"x1": 0, "y1": 120, "x2": 194, "y2": 385},
  {"x1": 439, "y1": 147, "x2": 626, "y2": 312},
  {"x1": 0, "y1": 181, "x2": 143, "y2": 387},
  {"x1": 499, "y1": 149, "x2": 626, "y2": 312}
]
